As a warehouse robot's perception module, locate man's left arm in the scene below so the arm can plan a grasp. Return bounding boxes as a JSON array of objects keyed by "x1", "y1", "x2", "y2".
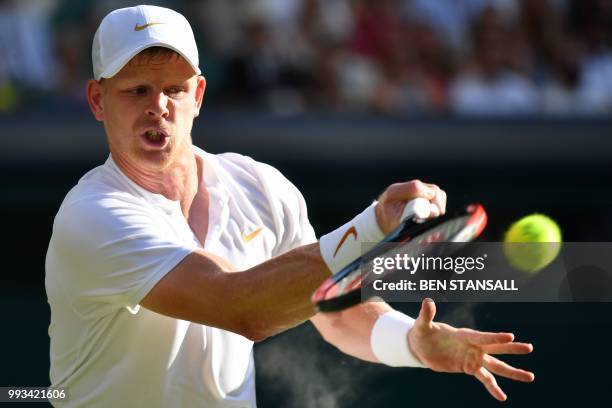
[
  {"x1": 311, "y1": 301, "x2": 391, "y2": 363},
  {"x1": 311, "y1": 299, "x2": 535, "y2": 402}
]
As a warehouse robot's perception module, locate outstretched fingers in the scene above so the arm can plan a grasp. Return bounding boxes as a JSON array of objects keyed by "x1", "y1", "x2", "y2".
[
  {"x1": 483, "y1": 355, "x2": 535, "y2": 383},
  {"x1": 482, "y1": 342, "x2": 533, "y2": 355},
  {"x1": 416, "y1": 298, "x2": 436, "y2": 328},
  {"x1": 474, "y1": 367, "x2": 507, "y2": 402},
  {"x1": 458, "y1": 328, "x2": 515, "y2": 346}
]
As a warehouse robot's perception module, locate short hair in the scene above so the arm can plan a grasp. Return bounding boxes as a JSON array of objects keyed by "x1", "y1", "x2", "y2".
[{"x1": 128, "y1": 46, "x2": 181, "y2": 67}]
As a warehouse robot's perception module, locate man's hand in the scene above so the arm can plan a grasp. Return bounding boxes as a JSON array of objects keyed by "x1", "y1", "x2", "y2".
[
  {"x1": 376, "y1": 180, "x2": 446, "y2": 234},
  {"x1": 408, "y1": 299, "x2": 535, "y2": 401}
]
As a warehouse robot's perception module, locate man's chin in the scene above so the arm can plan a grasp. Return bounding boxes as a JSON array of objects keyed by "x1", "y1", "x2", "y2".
[{"x1": 136, "y1": 150, "x2": 174, "y2": 170}]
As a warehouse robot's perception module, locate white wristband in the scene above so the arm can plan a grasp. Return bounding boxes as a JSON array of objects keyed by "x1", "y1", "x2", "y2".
[
  {"x1": 370, "y1": 310, "x2": 425, "y2": 368},
  {"x1": 319, "y1": 202, "x2": 384, "y2": 275},
  {"x1": 319, "y1": 198, "x2": 431, "y2": 275}
]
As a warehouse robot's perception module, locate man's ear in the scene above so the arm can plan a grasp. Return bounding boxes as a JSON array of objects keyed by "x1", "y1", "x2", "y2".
[
  {"x1": 194, "y1": 76, "x2": 206, "y2": 117},
  {"x1": 87, "y1": 79, "x2": 105, "y2": 122}
]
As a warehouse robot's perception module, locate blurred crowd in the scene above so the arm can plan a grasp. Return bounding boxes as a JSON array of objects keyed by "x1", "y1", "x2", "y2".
[{"x1": 1, "y1": 0, "x2": 612, "y2": 116}]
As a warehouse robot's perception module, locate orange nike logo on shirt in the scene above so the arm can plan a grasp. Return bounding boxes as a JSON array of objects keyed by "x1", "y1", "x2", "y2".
[
  {"x1": 333, "y1": 226, "x2": 358, "y2": 257},
  {"x1": 243, "y1": 227, "x2": 263, "y2": 243},
  {"x1": 134, "y1": 22, "x2": 165, "y2": 31}
]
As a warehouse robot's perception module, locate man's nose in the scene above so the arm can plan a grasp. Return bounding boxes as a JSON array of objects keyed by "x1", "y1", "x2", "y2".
[{"x1": 146, "y1": 92, "x2": 170, "y2": 118}]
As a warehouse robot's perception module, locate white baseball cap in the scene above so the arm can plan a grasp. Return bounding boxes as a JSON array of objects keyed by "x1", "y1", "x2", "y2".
[{"x1": 92, "y1": 5, "x2": 201, "y2": 80}]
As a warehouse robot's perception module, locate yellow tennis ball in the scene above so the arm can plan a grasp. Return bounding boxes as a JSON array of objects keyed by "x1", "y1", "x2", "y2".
[{"x1": 503, "y1": 214, "x2": 562, "y2": 274}]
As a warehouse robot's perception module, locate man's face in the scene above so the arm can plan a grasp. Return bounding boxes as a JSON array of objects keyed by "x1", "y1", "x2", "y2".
[{"x1": 87, "y1": 52, "x2": 206, "y2": 171}]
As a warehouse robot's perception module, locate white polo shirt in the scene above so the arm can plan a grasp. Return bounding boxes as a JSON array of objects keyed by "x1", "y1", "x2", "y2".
[{"x1": 45, "y1": 147, "x2": 317, "y2": 407}]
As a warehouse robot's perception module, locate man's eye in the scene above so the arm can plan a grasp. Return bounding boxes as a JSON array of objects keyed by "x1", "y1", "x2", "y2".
[
  {"x1": 166, "y1": 87, "x2": 184, "y2": 95},
  {"x1": 129, "y1": 87, "x2": 147, "y2": 95}
]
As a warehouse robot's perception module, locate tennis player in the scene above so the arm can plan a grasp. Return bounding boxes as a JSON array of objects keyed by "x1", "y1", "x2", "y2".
[{"x1": 45, "y1": 5, "x2": 534, "y2": 407}]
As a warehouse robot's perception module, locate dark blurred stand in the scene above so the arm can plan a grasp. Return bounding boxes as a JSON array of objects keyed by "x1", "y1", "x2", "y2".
[{"x1": 2, "y1": 112, "x2": 612, "y2": 406}]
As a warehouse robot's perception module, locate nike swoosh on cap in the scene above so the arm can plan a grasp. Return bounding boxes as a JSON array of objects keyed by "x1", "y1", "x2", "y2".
[
  {"x1": 134, "y1": 22, "x2": 165, "y2": 31},
  {"x1": 242, "y1": 227, "x2": 263, "y2": 243},
  {"x1": 333, "y1": 226, "x2": 358, "y2": 257}
]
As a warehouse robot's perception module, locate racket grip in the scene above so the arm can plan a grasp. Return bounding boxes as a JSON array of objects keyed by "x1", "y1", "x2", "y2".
[{"x1": 401, "y1": 198, "x2": 431, "y2": 222}]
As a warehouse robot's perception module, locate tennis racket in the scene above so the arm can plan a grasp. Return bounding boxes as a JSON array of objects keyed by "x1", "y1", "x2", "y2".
[{"x1": 312, "y1": 199, "x2": 488, "y2": 312}]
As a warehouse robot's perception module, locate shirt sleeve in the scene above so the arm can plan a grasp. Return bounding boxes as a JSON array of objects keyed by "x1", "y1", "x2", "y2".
[{"x1": 49, "y1": 194, "x2": 195, "y2": 318}]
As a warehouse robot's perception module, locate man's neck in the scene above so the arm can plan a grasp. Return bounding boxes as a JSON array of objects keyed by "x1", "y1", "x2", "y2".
[{"x1": 112, "y1": 148, "x2": 203, "y2": 218}]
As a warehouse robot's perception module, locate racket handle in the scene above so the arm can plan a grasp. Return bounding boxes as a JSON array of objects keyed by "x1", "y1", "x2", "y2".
[{"x1": 401, "y1": 197, "x2": 431, "y2": 222}]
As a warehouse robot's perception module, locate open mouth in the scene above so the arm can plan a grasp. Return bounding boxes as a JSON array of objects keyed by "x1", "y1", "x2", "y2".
[{"x1": 141, "y1": 129, "x2": 169, "y2": 148}]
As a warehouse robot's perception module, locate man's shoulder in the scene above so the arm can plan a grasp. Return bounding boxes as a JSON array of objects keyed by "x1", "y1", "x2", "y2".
[
  {"x1": 57, "y1": 161, "x2": 151, "y2": 221},
  {"x1": 194, "y1": 147, "x2": 291, "y2": 189},
  {"x1": 195, "y1": 147, "x2": 258, "y2": 174}
]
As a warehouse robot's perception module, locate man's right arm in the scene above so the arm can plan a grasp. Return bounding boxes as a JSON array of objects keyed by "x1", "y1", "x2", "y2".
[
  {"x1": 140, "y1": 243, "x2": 328, "y2": 341},
  {"x1": 140, "y1": 179, "x2": 445, "y2": 342}
]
